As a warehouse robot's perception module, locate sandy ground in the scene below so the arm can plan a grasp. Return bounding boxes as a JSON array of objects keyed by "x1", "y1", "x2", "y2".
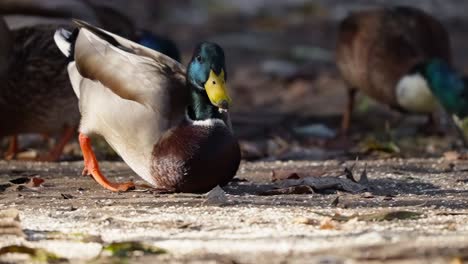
[
  {"x1": 1, "y1": 1, "x2": 468, "y2": 263},
  {"x1": 0, "y1": 158, "x2": 467, "y2": 263}
]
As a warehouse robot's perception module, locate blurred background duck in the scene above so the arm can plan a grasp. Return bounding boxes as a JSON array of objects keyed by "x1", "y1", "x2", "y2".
[
  {"x1": 423, "y1": 60, "x2": 468, "y2": 146},
  {"x1": 0, "y1": 17, "x2": 77, "y2": 161},
  {"x1": 0, "y1": 0, "x2": 180, "y2": 161},
  {"x1": 54, "y1": 20, "x2": 240, "y2": 192},
  {"x1": 336, "y1": 6, "x2": 453, "y2": 135}
]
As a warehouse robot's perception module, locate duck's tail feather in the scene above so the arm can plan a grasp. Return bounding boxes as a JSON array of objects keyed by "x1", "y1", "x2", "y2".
[
  {"x1": 72, "y1": 19, "x2": 134, "y2": 53},
  {"x1": 54, "y1": 27, "x2": 78, "y2": 59}
]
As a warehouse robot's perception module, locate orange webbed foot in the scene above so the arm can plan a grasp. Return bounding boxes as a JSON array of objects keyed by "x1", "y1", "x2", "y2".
[{"x1": 79, "y1": 133, "x2": 134, "y2": 192}]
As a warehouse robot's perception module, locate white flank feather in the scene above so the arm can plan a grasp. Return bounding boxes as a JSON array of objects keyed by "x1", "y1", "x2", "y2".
[
  {"x1": 53, "y1": 28, "x2": 72, "y2": 57},
  {"x1": 396, "y1": 73, "x2": 438, "y2": 113}
]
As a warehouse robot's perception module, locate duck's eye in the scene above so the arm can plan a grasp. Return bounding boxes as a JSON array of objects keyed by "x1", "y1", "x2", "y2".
[{"x1": 196, "y1": 55, "x2": 202, "y2": 62}]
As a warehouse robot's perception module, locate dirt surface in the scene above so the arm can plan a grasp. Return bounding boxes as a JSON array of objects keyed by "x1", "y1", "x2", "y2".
[
  {"x1": 1, "y1": 158, "x2": 467, "y2": 263},
  {"x1": 2, "y1": 1, "x2": 468, "y2": 263}
]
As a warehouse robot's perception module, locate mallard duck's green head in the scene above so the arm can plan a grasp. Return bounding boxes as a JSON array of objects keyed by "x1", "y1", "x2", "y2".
[
  {"x1": 187, "y1": 42, "x2": 231, "y2": 110},
  {"x1": 423, "y1": 59, "x2": 468, "y2": 118}
]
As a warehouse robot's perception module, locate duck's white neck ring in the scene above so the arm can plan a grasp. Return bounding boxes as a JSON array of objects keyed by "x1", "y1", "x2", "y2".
[
  {"x1": 185, "y1": 109, "x2": 225, "y2": 127},
  {"x1": 396, "y1": 73, "x2": 438, "y2": 113}
]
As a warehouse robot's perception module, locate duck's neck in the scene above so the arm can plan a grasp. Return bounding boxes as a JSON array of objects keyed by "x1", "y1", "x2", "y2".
[{"x1": 188, "y1": 87, "x2": 222, "y2": 121}]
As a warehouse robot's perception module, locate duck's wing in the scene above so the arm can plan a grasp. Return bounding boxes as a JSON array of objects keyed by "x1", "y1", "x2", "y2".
[{"x1": 70, "y1": 19, "x2": 188, "y2": 119}]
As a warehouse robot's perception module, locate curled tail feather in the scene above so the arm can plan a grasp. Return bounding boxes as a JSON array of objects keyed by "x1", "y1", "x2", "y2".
[{"x1": 53, "y1": 27, "x2": 78, "y2": 59}]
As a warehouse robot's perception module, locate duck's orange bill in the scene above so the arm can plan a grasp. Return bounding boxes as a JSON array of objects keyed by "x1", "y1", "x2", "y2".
[{"x1": 78, "y1": 133, "x2": 134, "y2": 192}]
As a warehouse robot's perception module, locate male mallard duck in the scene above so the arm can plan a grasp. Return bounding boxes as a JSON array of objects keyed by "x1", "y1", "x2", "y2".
[
  {"x1": 54, "y1": 20, "x2": 240, "y2": 192},
  {"x1": 422, "y1": 60, "x2": 468, "y2": 145},
  {"x1": 0, "y1": 1, "x2": 180, "y2": 161},
  {"x1": 336, "y1": 6, "x2": 452, "y2": 134}
]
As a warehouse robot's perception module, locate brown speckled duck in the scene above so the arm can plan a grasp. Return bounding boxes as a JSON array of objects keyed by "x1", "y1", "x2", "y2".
[
  {"x1": 0, "y1": 0, "x2": 181, "y2": 160},
  {"x1": 0, "y1": 0, "x2": 99, "y2": 29},
  {"x1": 336, "y1": 6, "x2": 452, "y2": 134},
  {"x1": 0, "y1": 17, "x2": 79, "y2": 161},
  {"x1": 54, "y1": 20, "x2": 240, "y2": 192}
]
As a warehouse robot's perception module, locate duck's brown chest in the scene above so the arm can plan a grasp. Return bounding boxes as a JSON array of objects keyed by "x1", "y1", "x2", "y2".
[{"x1": 150, "y1": 122, "x2": 240, "y2": 193}]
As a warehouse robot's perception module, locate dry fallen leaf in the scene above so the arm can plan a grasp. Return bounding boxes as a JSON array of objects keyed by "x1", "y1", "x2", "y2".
[
  {"x1": 319, "y1": 217, "x2": 338, "y2": 230},
  {"x1": 9, "y1": 177, "x2": 30, "y2": 185},
  {"x1": 443, "y1": 151, "x2": 468, "y2": 161},
  {"x1": 9, "y1": 176, "x2": 44, "y2": 188},
  {"x1": 61, "y1": 193, "x2": 74, "y2": 200},
  {"x1": 261, "y1": 185, "x2": 314, "y2": 195},
  {"x1": 444, "y1": 151, "x2": 461, "y2": 161},
  {"x1": 315, "y1": 210, "x2": 422, "y2": 222},
  {"x1": 271, "y1": 170, "x2": 303, "y2": 182},
  {"x1": 26, "y1": 177, "x2": 44, "y2": 188},
  {"x1": 278, "y1": 176, "x2": 367, "y2": 194},
  {"x1": 331, "y1": 196, "x2": 340, "y2": 207},
  {"x1": 344, "y1": 162, "x2": 369, "y2": 184},
  {"x1": 361, "y1": 192, "x2": 374, "y2": 198},
  {"x1": 101, "y1": 241, "x2": 166, "y2": 258},
  {"x1": 294, "y1": 217, "x2": 319, "y2": 225},
  {"x1": 0, "y1": 245, "x2": 63, "y2": 262}
]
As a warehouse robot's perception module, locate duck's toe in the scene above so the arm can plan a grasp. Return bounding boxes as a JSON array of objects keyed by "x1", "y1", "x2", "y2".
[{"x1": 117, "y1": 182, "x2": 135, "y2": 192}]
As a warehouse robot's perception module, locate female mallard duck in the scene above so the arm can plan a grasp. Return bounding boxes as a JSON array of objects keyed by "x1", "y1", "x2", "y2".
[
  {"x1": 1, "y1": 0, "x2": 180, "y2": 59},
  {"x1": 0, "y1": 0, "x2": 99, "y2": 29},
  {"x1": 54, "y1": 20, "x2": 240, "y2": 192},
  {"x1": 336, "y1": 6, "x2": 453, "y2": 134},
  {"x1": 0, "y1": 17, "x2": 79, "y2": 161},
  {"x1": 0, "y1": 0, "x2": 180, "y2": 161}
]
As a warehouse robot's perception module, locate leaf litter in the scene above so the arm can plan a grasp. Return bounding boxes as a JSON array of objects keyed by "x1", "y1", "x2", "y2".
[
  {"x1": 101, "y1": 241, "x2": 167, "y2": 258},
  {"x1": 314, "y1": 210, "x2": 423, "y2": 222}
]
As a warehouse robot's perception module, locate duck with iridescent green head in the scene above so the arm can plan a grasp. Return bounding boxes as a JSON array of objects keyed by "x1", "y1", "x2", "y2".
[
  {"x1": 421, "y1": 60, "x2": 468, "y2": 145},
  {"x1": 54, "y1": 20, "x2": 240, "y2": 192},
  {"x1": 336, "y1": 6, "x2": 453, "y2": 134}
]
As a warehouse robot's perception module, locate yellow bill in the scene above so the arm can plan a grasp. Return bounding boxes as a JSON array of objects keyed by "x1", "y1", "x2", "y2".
[{"x1": 204, "y1": 69, "x2": 232, "y2": 109}]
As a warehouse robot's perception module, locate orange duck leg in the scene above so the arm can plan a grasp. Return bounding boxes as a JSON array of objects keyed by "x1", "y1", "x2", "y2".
[
  {"x1": 4, "y1": 135, "x2": 18, "y2": 160},
  {"x1": 79, "y1": 133, "x2": 134, "y2": 192},
  {"x1": 38, "y1": 125, "x2": 76, "y2": 162}
]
